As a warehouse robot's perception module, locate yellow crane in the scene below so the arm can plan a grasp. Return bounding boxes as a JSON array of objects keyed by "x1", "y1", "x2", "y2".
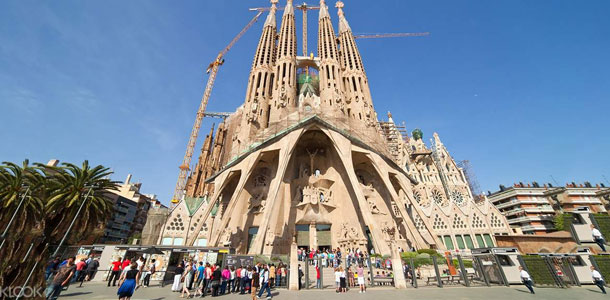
[
  {"x1": 171, "y1": 10, "x2": 264, "y2": 206},
  {"x1": 353, "y1": 32, "x2": 430, "y2": 39}
]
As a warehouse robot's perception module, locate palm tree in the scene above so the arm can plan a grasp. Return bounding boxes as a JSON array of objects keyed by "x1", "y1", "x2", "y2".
[
  {"x1": 0, "y1": 160, "x2": 46, "y2": 289},
  {"x1": 43, "y1": 160, "x2": 119, "y2": 251},
  {"x1": 0, "y1": 160, "x2": 119, "y2": 290}
]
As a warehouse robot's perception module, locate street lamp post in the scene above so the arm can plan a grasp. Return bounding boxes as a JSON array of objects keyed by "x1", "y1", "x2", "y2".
[
  {"x1": 51, "y1": 186, "x2": 95, "y2": 257},
  {"x1": 0, "y1": 186, "x2": 30, "y2": 250}
]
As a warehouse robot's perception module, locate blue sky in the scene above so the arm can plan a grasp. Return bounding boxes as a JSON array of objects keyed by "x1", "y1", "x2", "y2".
[{"x1": 1, "y1": 0, "x2": 609, "y2": 205}]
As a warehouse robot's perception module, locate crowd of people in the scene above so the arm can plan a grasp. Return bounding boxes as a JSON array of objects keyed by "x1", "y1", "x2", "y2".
[
  {"x1": 44, "y1": 255, "x2": 101, "y2": 300},
  {"x1": 169, "y1": 259, "x2": 288, "y2": 299}
]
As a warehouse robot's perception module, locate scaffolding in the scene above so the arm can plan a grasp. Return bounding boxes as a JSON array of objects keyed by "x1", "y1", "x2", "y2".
[{"x1": 458, "y1": 160, "x2": 483, "y2": 202}]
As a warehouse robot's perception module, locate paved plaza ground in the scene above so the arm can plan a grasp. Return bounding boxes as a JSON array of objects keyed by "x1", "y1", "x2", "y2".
[{"x1": 57, "y1": 283, "x2": 608, "y2": 300}]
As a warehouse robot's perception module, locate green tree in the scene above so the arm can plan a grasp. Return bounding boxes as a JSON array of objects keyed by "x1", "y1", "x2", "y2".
[
  {"x1": 0, "y1": 160, "x2": 119, "y2": 291},
  {"x1": 0, "y1": 160, "x2": 46, "y2": 289}
]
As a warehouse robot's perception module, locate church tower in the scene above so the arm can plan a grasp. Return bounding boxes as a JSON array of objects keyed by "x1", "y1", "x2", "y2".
[
  {"x1": 238, "y1": 0, "x2": 278, "y2": 144},
  {"x1": 269, "y1": 0, "x2": 298, "y2": 123},
  {"x1": 336, "y1": 1, "x2": 376, "y2": 126},
  {"x1": 317, "y1": 0, "x2": 344, "y2": 113}
]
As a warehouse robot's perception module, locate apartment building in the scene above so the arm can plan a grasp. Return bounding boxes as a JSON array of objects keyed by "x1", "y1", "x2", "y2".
[{"x1": 488, "y1": 182, "x2": 610, "y2": 235}]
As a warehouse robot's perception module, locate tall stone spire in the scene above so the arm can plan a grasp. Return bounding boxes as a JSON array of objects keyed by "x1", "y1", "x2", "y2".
[
  {"x1": 238, "y1": 0, "x2": 278, "y2": 144},
  {"x1": 336, "y1": 1, "x2": 376, "y2": 126},
  {"x1": 269, "y1": 0, "x2": 298, "y2": 123},
  {"x1": 317, "y1": 0, "x2": 344, "y2": 112}
]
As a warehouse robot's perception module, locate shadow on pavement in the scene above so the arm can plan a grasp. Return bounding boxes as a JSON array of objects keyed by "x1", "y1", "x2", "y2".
[
  {"x1": 61, "y1": 291, "x2": 92, "y2": 297},
  {"x1": 586, "y1": 288, "x2": 604, "y2": 294}
]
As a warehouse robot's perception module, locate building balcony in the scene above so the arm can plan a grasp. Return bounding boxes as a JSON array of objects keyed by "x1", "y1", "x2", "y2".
[
  {"x1": 503, "y1": 207, "x2": 524, "y2": 216},
  {"x1": 495, "y1": 200, "x2": 520, "y2": 209},
  {"x1": 507, "y1": 215, "x2": 554, "y2": 224},
  {"x1": 523, "y1": 206, "x2": 555, "y2": 213},
  {"x1": 520, "y1": 224, "x2": 554, "y2": 232}
]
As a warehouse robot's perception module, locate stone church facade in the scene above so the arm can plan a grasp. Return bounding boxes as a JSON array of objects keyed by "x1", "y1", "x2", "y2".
[{"x1": 158, "y1": 0, "x2": 511, "y2": 255}]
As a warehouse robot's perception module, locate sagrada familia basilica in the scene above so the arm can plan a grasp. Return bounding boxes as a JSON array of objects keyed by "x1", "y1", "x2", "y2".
[{"x1": 159, "y1": 0, "x2": 512, "y2": 255}]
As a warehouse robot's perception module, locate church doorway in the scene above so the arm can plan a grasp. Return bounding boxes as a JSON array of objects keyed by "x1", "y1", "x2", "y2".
[{"x1": 316, "y1": 224, "x2": 332, "y2": 251}]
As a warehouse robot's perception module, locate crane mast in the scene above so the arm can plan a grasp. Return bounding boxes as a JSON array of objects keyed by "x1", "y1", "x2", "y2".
[
  {"x1": 354, "y1": 32, "x2": 430, "y2": 39},
  {"x1": 171, "y1": 10, "x2": 263, "y2": 206}
]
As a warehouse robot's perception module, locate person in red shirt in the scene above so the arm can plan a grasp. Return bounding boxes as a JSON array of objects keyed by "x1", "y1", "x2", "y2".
[
  {"x1": 108, "y1": 258, "x2": 122, "y2": 287},
  {"x1": 72, "y1": 258, "x2": 87, "y2": 283},
  {"x1": 121, "y1": 257, "x2": 131, "y2": 271}
]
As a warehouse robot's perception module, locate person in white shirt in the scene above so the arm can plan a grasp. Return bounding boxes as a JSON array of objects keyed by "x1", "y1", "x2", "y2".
[
  {"x1": 519, "y1": 266, "x2": 535, "y2": 294},
  {"x1": 591, "y1": 224, "x2": 607, "y2": 252},
  {"x1": 591, "y1": 266, "x2": 607, "y2": 294}
]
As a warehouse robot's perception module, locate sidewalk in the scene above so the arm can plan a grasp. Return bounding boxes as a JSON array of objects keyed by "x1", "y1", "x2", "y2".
[{"x1": 60, "y1": 282, "x2": 608, "y2": 300}]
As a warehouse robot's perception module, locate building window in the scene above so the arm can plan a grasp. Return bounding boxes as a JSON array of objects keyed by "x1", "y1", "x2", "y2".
[
  {"x1": 196, "y1": 238, "x2": 207, "y2": 246},
  {"x1": 162, "y1": 237, "x2": 172, "y2": 245},
  {"x1": 173, "y1": 238, "x2": 184, "y2": 246},
  {"x1": 455, "y1": 235, "x2": 466, "y2": 250},
  {"x1": 475, "y1": 234, "x2": 485, "y2": 248},
  {"x1": 443, "y1": 235, "x2": 454, "y2": 250},
  {"x1": 437, "y1": 236, "x2": 444, "y2": 246},
  {"x1": 483, "y1": 234, "x2": 494, "y2": 247},
  {"x1": 464, "y1": 235, "x2": 475, "y2": 249},
  {"x1": 248, "y1": 227, "x2": 259, "y2": 252}
]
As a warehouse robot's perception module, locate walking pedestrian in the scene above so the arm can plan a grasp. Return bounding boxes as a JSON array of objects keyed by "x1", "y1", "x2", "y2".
[
  {"x1": 591, "y1": 266, "x2": 607, "y2": 294},
  {"x1": 117, "y1": 262, "x2": 140, "y2": 300},
  {"x1": 519, "y1": 266, "x2": 535, "y2": 294},
  {"x1": 46, "y1": 257, "x2": 76, "y2": 300},
  {"x1": 181, "y1": 262, "x2": 194, "y2": 298},
  {"x1": 80, "y1": 257, "x2": 99, "y2": 287},
  {"x1": 258, "y1": 264, "x2": 272, "y2": 299},
  {"x1": 250, "y1": 266, "x2": 259, "y2": 300},
  {"x1": 591, "y1": 224, "x2": 607, "y2": 252},
  {"x1": 108, "y1": 257, "x2": 122, "y2": 287},
  {"x1": 45, "y1": 256, "x2": 61, "y2": 281},
  {"x1": 72, "y1": 258, "x2": 86, "y2": 283}
]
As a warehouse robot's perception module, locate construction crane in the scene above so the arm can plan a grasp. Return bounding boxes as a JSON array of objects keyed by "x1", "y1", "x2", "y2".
[
  {"x1": 295, "y1": 3, "x2": 320, "y2": 56},
  {"x1": 171, "y1": 10, "x2": 264, "y2": 206},
  {"x1": 203, "y1": 111, "x2": 232, "y2": 121},
  {"x1": 354, "y1": 32, "x2": 430, "y2": 39},
  {"x1": 250, "y1": 3, "x2": 320, "y2": 56}
]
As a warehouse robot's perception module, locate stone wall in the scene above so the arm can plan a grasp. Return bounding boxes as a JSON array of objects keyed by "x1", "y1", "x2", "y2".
[{"x1": 495, "y1": 231, "x2": 579, "y2": 254}]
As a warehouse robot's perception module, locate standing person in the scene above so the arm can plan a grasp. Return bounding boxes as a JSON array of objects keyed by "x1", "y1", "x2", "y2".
[
  {"x1": 143, "y1": 259, "x2": 156, "y2": 287},
  {"x1": 240, "y1": 266, "x2": 249, "y2": 294},
  {"x1": 315, "y1": 265, "x2": 321, "y2": 289},
  {"x1": 519, "y1": 266, "x2": 535, "y2": 294},
  {"x1": 347, "y1": 267, "x2": 354, "y2": 287},
  {"x1": 46, "y1": 257, "x2": 76, "y2": 300},
  {"x1": 258, "y1": 265, "x2": 272, "y2": 299},
  {"x1": 298, "y1": 265, "x2": 304, "y2": 290},
  {"x1": 334, "y1": 267, "x2": 341, "y2": 293},
  {"x1": 117, "y1": 262, "x2": 140, "y2": 300},
  {"x1": 250, "y1": 266, "x2": 260, "y2": 300},
  {"x1": 79, "y1": 258, "x2": 99, "y2": 287},
  {"x1": 211, "y1": 264, "x2": 222, "y2": 296},
  {"x1": 592, "y1": 224, "x2": 607, "y2": 252},
  {"x1": 269, "y1": 264, "x2": 276, "y2": 288},
  {"x1": 340, "y1": 266, "x2": 347, "y2": 293},
  {"x1": 229, "y1": 266, "x2": 236, "y2": 294},
  {"x1": 221, "y1": 266, "x2": 230, "y2": 295},
  {"x1": 275, "y1": 264, "x2": 282, "y2": 287},
  {"x1": 591, "y1": 266, "x2": 607, "y2": 294},
  {"x1": 234, "y1": 266, "x2": 242, "y2": 294},
  {"x1": 195, "y1": 261, "x2": 205, "y2": 294},
  {"x1": 172, "y1": 263, "x2": 184, "y2": 292},
  {"x1": 357, "y1": 264, "x2": 366, "y2": 293},
  {"x1": 108, "y1": 257, "x2": 123, "y2": 287},
  {"x1": 181, "y1": 262, "x2": 193, "y2": 298},
  {"x1": 122, "y1": 257, "x2": 131, "y2": 273}
]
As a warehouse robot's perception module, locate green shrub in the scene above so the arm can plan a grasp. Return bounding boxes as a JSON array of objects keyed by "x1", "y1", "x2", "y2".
[{"x1": 416, "y1": 249, "x2": 438, "y2": 256}]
